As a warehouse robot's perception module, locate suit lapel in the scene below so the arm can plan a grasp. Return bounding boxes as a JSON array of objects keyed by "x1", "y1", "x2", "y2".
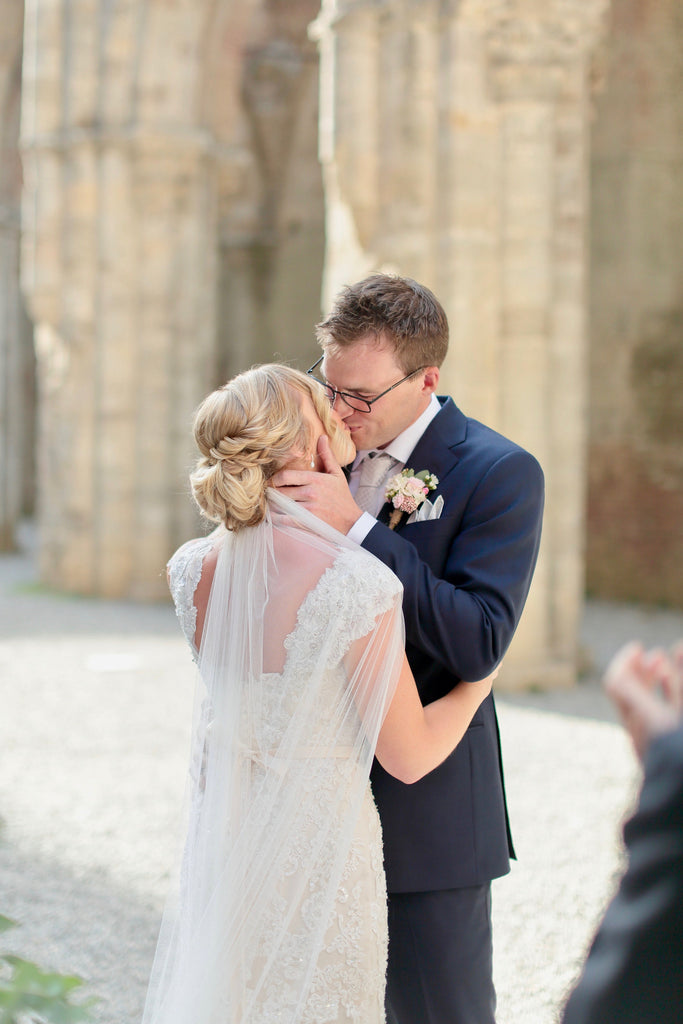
[{"x1": 377, "y1": 397, "x2": 466, "y2": 531}]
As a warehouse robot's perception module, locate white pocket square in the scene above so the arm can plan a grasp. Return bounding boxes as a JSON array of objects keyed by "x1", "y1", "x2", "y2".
[{"x1": 406, "y1": 494, "x2": 444, "y2": 525}]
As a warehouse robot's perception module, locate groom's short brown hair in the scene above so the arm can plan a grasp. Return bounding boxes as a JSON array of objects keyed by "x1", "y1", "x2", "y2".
[{"x1": 315, "y1": 274, "x2": 449, "y2": 373}]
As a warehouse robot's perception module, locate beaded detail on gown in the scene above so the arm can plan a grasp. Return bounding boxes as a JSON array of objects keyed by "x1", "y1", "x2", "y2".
[{"x1": 167, "y1": 534, "x2": 393, "y2": 1023}]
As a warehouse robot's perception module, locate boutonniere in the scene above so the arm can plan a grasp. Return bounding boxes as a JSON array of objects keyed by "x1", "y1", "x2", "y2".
[{"x1": 385, "y1": 468, "x2": 439, "y2": 529}]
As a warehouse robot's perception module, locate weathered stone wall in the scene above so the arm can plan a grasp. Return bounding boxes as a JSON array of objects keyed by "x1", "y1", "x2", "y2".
[
  {"x1": 587, "y1": 0, "x2": 683, "y2": 606},
  {"x1": 314, "y1": 0, "x2": 609, "y2": 687},
  {"x1": 0, "y1": 0, "x2": 29, "y2": 550}
]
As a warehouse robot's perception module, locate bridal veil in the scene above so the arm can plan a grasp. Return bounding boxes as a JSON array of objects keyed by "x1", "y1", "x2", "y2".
[{"x1": 142, "y1": 491, "x2": 405, "y2": 1024}]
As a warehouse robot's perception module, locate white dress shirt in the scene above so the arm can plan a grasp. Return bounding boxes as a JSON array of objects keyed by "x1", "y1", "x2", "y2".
[{"x1": 348, "y1": 393, "x2": 441, "y2": 544}]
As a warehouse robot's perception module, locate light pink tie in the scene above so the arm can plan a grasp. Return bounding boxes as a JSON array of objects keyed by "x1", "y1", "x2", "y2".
[{"x1": 355, "y1": 452, "x2": 397, "y2": 515}]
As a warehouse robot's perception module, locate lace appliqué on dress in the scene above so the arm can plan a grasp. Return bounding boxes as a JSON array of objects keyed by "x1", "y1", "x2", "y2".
[
  {"x1": 167, "y1": 534, "x2": 217, "y2": 659},
  {"x1": 283, "y1": 548, "x2": 402, "y2": 670}
]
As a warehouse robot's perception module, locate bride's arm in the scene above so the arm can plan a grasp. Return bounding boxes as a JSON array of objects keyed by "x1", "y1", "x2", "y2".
[
  {"x1": 374, "y1": 656, "x2": 495, "y2": 785},
  {"x1": 340, "y1": 575, "x2": 494, "y2": 785}
]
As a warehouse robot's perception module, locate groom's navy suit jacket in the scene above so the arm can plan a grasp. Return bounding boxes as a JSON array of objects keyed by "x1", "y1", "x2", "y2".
[{"x1": 365, "y1": 396, "x2": 544, "y2": 893}]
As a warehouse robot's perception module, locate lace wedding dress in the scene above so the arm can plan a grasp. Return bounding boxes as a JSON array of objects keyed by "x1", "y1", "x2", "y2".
[{"x1": 142, "y1": 493, "x2": 405, "y2": 1024}]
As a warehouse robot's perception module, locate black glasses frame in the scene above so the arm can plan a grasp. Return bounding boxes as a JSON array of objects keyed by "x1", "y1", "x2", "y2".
[{"x1": 306, "y1": 355, "x2": 426, "y2": 414}]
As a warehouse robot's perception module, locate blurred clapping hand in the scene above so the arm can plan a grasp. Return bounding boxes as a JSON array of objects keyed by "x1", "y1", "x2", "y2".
[{"x1": 604, "y1": 641, "x2": 683, "y2": 761}]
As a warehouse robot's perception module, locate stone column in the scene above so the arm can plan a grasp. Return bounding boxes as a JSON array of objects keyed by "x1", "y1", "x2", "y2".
[
  {"x1": 315, "y1": 0, "x2": 610, "y2": 687},
  {"x1": 482, "y1": 2, "x2": 609, "y2": 687},
  {"x1": 19, "y1": 0, "x2": 253, "y2": 598},
  {"x1": 0, "y1": 0, "x2": 26, "y2": 549}
]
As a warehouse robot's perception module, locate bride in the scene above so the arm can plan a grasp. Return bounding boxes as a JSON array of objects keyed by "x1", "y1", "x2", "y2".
[{"x1": 141, "y1": 365, "x2": 494, "y2": 1024}]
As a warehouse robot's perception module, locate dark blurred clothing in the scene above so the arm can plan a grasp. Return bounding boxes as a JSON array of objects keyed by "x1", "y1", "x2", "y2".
[{"x1": 563, "y1": 722, "x2": 683, "y2": 1024}]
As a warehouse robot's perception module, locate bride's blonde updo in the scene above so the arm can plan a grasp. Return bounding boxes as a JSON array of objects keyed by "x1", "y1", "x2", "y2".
[{"x1": 190, "y1": 364, "x2": 355, "y2": 531}]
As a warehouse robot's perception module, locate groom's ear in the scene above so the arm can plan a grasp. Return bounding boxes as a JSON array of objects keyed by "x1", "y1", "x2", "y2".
[{"x1": 422, "y1": 367, "x2": 440, "y2": 394}]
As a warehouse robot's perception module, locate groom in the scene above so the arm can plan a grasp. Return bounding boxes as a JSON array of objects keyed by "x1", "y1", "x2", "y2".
[{"x1": 274, "y1": 274, "x2": 545, "y2": 1024}]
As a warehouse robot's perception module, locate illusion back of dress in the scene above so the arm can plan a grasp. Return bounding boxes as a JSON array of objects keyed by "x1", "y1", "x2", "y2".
[{"x1": 145, "y1": 492, "x2": 405, "y2": 1024}]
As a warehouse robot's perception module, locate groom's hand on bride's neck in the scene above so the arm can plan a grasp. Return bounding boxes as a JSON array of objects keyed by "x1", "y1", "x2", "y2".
[{"x1": 272, "y1": 436, "x2": 363, "y2": 534}]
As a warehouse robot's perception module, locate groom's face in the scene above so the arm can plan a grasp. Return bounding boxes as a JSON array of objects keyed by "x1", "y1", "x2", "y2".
[{"x1": 321, "y1": 335, "x2": 438, "y2": 453}]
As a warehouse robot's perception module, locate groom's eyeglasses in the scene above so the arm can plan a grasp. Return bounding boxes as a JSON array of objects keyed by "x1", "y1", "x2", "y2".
[{"x1": 306, "y1": 355, "x2": 426, "y2": 414}]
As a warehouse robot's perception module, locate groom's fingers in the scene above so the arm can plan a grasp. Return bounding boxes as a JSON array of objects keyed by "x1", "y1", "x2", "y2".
[
  {"x1": 271, "y1": 468, "x2": 314, "y2": 490},
  {"x1": 317, "y1": 434, "x2": 345, "y2": 477},
  {"x1": 271, "y1": 467, "x2": 342, "y2": 508},
  {"x1": 273, "y1": 456, "x2": 363, "y2": 532},
  {"x1": 271, "y1": 436, "x2": 346, "y2": 491}
]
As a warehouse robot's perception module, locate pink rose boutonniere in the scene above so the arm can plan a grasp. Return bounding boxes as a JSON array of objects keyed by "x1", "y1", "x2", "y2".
[{"x1": 384, "y1": 468, "x2": 439, "y2": 529}]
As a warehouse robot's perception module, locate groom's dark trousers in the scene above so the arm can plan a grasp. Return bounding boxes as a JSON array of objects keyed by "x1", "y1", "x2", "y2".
[
  {"x1": 364, "y1": 397, "x2": 545, "y2": 1024},
  {"x1": 385, "y1": 886, "x2": 495, "y2": 1024}
]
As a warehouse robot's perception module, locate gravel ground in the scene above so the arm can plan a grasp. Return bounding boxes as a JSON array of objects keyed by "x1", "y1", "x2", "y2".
[{"x1": 2, "y1": 528, "x2": 682, "y2": 1024}]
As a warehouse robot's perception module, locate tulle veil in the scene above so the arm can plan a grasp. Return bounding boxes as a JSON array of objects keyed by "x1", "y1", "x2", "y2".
[{"x1": 141, "y1": 490, "x2": 405, "y2": 1023}]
